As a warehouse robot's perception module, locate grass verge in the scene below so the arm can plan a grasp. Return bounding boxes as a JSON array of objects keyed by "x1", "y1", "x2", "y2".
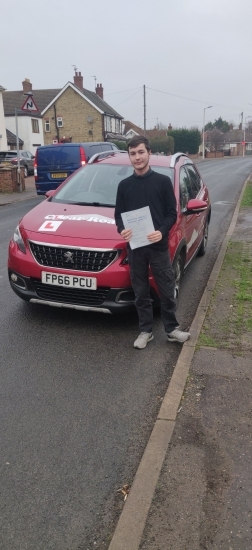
[{"x1": 198, "y1": 180, "x2": 252, "y2": 352}]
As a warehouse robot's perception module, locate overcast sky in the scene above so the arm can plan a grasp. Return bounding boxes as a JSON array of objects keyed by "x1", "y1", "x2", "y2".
[{"x1": 1, "y1": 0, "x2": 252, "y2": 130}]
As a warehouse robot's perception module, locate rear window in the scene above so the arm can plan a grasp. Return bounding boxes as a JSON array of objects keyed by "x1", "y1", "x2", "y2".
[
  {"x1": 0, "y1": 152, "x2": 17, "y2": 159},
  {"x1": 37, "y1": 146, "x2": 80, "y2": 166}
]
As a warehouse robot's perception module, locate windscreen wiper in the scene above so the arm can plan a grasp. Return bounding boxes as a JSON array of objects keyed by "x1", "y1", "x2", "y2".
[{"x1": 72, "y1": 201, "x2": 114, "y2": 207}]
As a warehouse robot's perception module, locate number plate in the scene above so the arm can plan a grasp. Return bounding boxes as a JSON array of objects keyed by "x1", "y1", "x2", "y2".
[
  {"x1": 51, "y1": 173, "x2": 67, "y2": 178},
  {"x1": 41, "y1": 271, "x2": 97, "y2": 290}
]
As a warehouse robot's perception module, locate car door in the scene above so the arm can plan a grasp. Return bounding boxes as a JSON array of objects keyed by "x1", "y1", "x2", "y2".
[
  {"x1": 179, "y1": 166, "x2": 200, "y2": 263},
  {"x1": 25, "y1": 152, "x2": 34, "y2": 172},
  {"x1": 20, "y1": 151, "x2": 29, "y2": 170},
  {"x1": 185, "y1": 164, "x2": 207, "y2": 252}
]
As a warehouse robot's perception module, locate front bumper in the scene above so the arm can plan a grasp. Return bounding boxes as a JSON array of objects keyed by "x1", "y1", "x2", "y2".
[{"x1": 8, "y1": 269, "x2": 137, "y2": 314}]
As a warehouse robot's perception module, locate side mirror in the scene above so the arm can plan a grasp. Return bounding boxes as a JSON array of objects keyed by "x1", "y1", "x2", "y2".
[
  {"x1": 185, "y1": 198, "x2": 208, "y2": 215},
  {"x1": 45, "y1": 189, "x2": 57, "y2": 199}
]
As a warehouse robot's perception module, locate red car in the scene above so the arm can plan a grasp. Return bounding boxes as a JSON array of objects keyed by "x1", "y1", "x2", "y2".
[{"x1": 8, "y1": 151, "x2": 211, "y2": 313}]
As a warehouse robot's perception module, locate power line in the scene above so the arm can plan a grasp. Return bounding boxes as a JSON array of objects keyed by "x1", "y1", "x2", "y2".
[
  {"x1": 146, "y1": 86, "x2": 245, "y2": 112},
  {"x1": 114, "y1": 89, "x2": 142, "y2": 107},
  {"x1": 105, "y1": 87, "x2": 142, "y2": 96}
]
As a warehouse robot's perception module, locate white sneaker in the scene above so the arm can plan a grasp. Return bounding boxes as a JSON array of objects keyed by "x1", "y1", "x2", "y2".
[
  {"x1": 167, "y1": 328, "x2": 190, "y2": 343},
  {"x1": 134, "y1": 332, "x2": 154, "y2": 349}
]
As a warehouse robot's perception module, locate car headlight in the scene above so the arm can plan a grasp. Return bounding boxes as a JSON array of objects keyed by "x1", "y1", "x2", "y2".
[{"x1": 13, "y1": 225, "x2": 26, "y2": 254}]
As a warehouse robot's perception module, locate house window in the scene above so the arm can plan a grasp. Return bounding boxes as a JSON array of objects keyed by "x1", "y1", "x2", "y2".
[
  {"x1": 115, "y1": 119, "x2": 120, "y2": 133},
  {"x1": 106, "y1": 116, "x2": 112, "y2": 132},
  {"x1": 45, "y1": 120, "x2": 50, "y2": 132},
  {"x1": 31, "y1": 119, "x2": 39, "y2": 133},
  {"x1": 57, "y1": 116, "x2": 63, "y2": 128}
]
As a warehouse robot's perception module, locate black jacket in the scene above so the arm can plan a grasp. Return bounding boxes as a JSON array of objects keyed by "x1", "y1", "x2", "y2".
[{"x1": 114, "y1": 169, "x2": 177, "y2": 250}]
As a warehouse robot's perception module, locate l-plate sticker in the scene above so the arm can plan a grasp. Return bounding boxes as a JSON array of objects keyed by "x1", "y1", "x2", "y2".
[{"x1": 38, "y1": 221, "x2": 63, "y2": 232}]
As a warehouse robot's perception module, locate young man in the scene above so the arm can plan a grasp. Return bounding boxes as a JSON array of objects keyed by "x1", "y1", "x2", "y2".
[{"x1": 114, "y1": 135, "x2": 190, "y2": 349}]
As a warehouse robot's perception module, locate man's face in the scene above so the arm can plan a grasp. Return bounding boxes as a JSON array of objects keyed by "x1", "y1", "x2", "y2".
[{"x1": 128, "y1": 143, "x2": 151, "y2": 175}]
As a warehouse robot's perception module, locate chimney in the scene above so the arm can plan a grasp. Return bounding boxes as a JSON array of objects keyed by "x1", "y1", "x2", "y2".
[
  {"x1": 73, "y1": 71, "x2": 83, "y2": 90},
  {"x1": 22, "y1": 78, "x2": 32, "y2": 93},
  {"x1": 96, "y1": 83, "x2": 104, "y2": 100},
  {"x1": 168, "y1": 123, "x2": 173, "y2": 131}
]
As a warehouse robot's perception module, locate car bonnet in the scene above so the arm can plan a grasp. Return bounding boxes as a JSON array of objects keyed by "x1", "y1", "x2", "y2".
[{"x1": 21, "y1": 200, "x2": 120, "y2": 243}]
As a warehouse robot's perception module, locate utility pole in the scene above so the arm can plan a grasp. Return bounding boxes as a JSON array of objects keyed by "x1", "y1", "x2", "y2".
[
  {"x1": 202, "y1": 106, "x2": 213, "y2": 160},
  {"x1": 143, "y1": 85, "x2": 146, "y2": 137},
  {"x1": 15, "y1": 108, "x2": 21, "y2": 192}
]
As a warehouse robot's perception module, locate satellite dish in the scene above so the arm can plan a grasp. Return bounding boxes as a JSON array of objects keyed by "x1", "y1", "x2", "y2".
[{"x1": 87, "y1": 116, "x2": 93, "y2": 123}]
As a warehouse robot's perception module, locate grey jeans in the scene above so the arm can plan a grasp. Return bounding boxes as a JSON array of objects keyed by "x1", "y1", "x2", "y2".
[{"x1": 128, "y1": 245, "x2": 179, "y2": 334}]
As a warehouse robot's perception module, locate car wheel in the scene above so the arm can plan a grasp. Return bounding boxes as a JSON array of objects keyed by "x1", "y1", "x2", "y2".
[
  {"x1": 173, "y1": 252, "x2": 183, "y2": 304},
  {"x1": 24, "y1": 166, "x2": 28, "y2": 178},
  {"x1": 197, "y1": 220, "x2": 209, "y2": 256}
]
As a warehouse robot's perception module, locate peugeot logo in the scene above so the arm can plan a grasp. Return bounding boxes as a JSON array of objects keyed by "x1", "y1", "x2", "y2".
[{"x1": 64, "y1": 251, "x2": 74, "y2": 263}]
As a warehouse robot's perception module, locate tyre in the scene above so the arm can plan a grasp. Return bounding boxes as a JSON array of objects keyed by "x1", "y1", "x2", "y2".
[
  {"x1": 197, "y1": 220, "x2": 208, "y2": 256},
  {"x1": 173, "y1": 252, "x2": 183, "y2": 304},
  {"x1": 24, "y1": 166, "x2": 28, "y2": 178}
]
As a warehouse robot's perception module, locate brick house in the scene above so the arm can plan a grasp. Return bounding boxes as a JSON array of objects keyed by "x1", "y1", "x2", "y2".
[
  {"x1": 123, "y1": 120, "x2": 170, "y2": 141},
  {"x1": 41, "y1": 72, "x2": 124, "y2": 145},
  {"x1": 222, "y1": 128, "x2": 252, "y2": 156},
  {"x1": 3, "y1": 73, "x2": 124, "y2": 154}
]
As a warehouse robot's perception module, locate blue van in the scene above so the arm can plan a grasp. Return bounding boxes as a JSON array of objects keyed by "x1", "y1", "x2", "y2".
[{"x1": 34, "y1": 142, "x2": 118, "y2": 195}]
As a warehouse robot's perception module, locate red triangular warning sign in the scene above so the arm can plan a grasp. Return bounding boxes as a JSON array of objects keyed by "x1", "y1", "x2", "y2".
[{"x1": 21, "y1": 96, "x2": 39, "y2": 112}]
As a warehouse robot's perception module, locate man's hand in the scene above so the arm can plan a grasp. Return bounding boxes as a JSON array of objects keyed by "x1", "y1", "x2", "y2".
[
  {"x1": 121, "y1": 229, "x2": 132, "y2": 242},
  {"x1": 147, "y1": 230, "x2": 162, "y2": 243}
]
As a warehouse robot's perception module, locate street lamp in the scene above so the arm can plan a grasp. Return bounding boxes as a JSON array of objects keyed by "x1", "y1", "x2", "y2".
[
  {"x1": 14, "y1": 108, "x2": 22, "y2": 191},
  {"x1": 202, "y1": 106, "x2": 213, "y2": 160},
  {"x1": 243, "y1": 115, "x2": 252, "y2": 157}
]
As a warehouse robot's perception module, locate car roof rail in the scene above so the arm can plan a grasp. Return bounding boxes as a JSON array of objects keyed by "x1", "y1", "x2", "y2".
[
  {"x1": 88, "y1": 150, "x2": 128, "y2": 164},
  {"x1": 170, "y1": 152, "x2": 191, "y2": 168}
]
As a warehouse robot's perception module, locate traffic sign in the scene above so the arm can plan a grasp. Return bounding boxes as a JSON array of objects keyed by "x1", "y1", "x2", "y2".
[{"x1": 21, "y1": 96, "x2": 39, "y2": 112}]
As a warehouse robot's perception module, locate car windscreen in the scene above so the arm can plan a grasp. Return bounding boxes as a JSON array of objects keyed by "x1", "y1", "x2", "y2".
[
  {"x1": 37, "y1": 146, "x2": 80, "y2": 167},
  {"x1": 51, "y1": 163, "x2": 174, "y2": 206}
]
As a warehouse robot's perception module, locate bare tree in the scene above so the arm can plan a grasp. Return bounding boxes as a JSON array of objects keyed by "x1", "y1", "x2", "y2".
[
  {"x1": 156, "y1": 121, "x2": 168, "y2": 130},
  {"x1": 206, "y1": 129, "x2": 224, "y2": 151}
]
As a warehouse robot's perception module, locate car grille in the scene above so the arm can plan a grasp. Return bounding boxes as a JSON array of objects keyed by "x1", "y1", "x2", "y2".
[
  {"x1": 29, "y1": 242, "x2": 119, "y2": 272},
  {"x1": 33, "y1": 280, "x2": 109, "y2": 306}
]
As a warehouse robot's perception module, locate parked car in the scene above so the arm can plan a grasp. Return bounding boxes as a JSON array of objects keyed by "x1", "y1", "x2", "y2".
[
  {"x1": 8, "y1": 151, "x2": 211, "y2": 313},
  {"x1": 0, "y1": 150, "x2": 35, "y2": 177},
  {"x1": 34, "y1": 142, "x2": 119, "y2": 195}
]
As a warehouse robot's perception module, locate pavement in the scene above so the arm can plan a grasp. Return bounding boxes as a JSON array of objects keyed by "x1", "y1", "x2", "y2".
[
  {"x1": 109, "y1": 175, "x2": 252, "y2": 550},
  {"x1": 2, "y1": 170, "x2": 252, "y2": 549},
  {"x1": 0, "y1": 175, "x2": 38, "y2": 206}
]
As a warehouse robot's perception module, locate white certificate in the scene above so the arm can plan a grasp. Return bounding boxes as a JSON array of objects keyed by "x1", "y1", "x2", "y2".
[{"x1": 121, "y1": 206, "x2": 155, "y2": 250}]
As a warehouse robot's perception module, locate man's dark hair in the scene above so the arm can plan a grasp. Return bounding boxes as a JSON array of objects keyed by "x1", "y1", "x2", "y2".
[{"x1": 127, "y1": 135, "x2": 151, "y2": 152}]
